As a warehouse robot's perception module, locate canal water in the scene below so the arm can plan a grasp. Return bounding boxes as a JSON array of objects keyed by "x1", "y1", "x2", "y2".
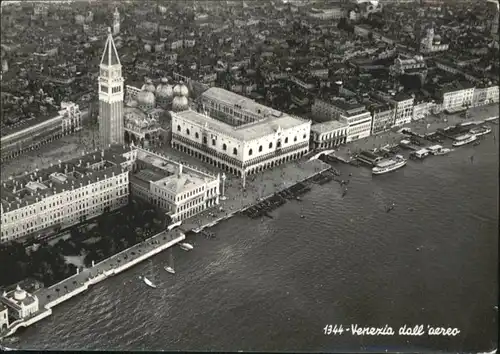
[{"x1": 15, "y1": 126, "x2": 498, "y2": 352}]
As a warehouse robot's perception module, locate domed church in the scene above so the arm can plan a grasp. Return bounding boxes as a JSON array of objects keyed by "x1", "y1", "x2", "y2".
[
  {"x1": 123, "y1": 77, "x2": 191, "y2": 147},
  {"x1": 1, "y1": 284, "x2": 39, "y2": 322}
]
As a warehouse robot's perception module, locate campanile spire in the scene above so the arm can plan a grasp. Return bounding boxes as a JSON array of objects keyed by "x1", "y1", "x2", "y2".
[{"x1": 98, "y1": 29, "x2": 124, "y2": 147}]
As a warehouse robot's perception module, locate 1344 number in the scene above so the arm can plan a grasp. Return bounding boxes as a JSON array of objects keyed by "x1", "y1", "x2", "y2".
[{"x1": 324, "y1": 324, "x2": 345, "y2": 335}]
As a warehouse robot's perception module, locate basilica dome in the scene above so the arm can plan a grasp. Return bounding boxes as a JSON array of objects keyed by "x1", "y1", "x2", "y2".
[
  {"x1": 137, "y1": 90, "x2": 156, "y2": 106},
  {"x1": 156, "y1": 78, "x2": 174, "y2": 99},
  {"x1": 142, "y1": 79, "x2": 156, "y2": 93},
  {"x1": 172, "y1": 95, "x2": 189, "y2": 112},
  {"x1": 173, "y1": 81, "x2": 189, "y2": 97}
]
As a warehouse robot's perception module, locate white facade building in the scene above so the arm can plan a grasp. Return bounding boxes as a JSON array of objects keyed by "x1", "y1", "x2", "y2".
[
  {"x1": 310, "y1": 121, "x2": 348, "y2": 150},
  {"x1": 412, "y1": 100, "x2": 434, "y2": 120},
  {"x1": 1, "y1": 286, "x2": 39, "y2": 320},
  {"x1": 1, "y1": 147, "x2": 131, "y2": 243},
  {"x1": 391, "y1": 94, "x2": 415, "y2": 127},
  {"x1": 312, "y1": 98, "x2": 367, "y2": 122},
  {"x1": 472, "y1": 85, "x2": 499, "y2": 107},
  {"x1": 311, "y1": 98, "x2": 371, "y2": 142},
  {"x1": 339, "y1": 111, "x2": 373, "y2": 142},
  {"x1": 370, "y1": 106, "x2": 395, "y2": 135},
  {"x1": 171, "y1": 109, "x2": 311, "y2": 186},
  {"x1": 441, "y1": 85, "x2": 475, "y2": 112},
  {"x1": 130, "y1": 148, "x2": 220, "y2": 222}
]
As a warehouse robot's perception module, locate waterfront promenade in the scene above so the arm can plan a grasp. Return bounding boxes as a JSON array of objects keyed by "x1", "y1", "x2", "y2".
[
  {"x1": 180, "y1": 158, "x2": 331, "y2": 233},
  {"x1": 0, "y1": 230, "x2": 185, "y2": 339},
  {"x1": 0, "y1": 156, "x2": 328, "y2": 339}
]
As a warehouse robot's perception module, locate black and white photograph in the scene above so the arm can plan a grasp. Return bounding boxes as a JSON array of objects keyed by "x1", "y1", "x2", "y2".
[{"x1": 0, "y1": 0, "x2": 498, "y2": 352}]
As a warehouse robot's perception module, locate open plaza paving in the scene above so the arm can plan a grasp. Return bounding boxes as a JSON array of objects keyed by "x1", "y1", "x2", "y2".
[{"x1": 0, "y1": 121, "x2": 98, "y2": 180}]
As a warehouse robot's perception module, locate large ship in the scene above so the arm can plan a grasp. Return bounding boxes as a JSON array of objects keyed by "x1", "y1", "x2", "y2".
[
  {"x1": 469, "y1": 125, "x2": 492, "y2": 137},
  {"x1": 372, "y1": 155, "x2": 407, "y2": 175},
  {"x1": 452, "y1": 134, "x2": 477, "y2": 147}
]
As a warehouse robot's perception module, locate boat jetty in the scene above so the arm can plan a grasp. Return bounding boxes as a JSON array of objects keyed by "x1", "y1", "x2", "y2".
[
  {"x1": 310, "y1": 168, "x2": 340, "y2": 185},
  {"x1": 242, "y1": 181, "x2": 313, "y2": 219},
  {"x1": 328, "y1": 116, "x2": 498, "y2": 173}
]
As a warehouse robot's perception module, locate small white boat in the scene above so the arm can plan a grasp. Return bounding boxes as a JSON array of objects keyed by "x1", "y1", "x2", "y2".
[
  {"x1": 164, "y1": 248, "x2": 176, "y2": 274},
  {"x1": 167, "y1": 220, "x2": 182, "y2": 231},
  {"x1": 142, "y1": 276, "x2": 157, "y2": 288},
  {"x1": 410, "y1": 148, "x2": 429, "y2": 160},
  {"x1": 164, "y1": 266, "x2": 175, "y2": 274},
  {"x1": 433, "y1": 148, "x2": 452, "y2": 155},
  {"x1": 427, "y1": 145, "x2": 452, "y2": 156},
  {"x1": 179, "y1": 242, "x2": 194, "y2": 251}
]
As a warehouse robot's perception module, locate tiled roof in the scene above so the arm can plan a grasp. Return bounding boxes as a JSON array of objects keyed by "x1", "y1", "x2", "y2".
[
  {"x1": 311, "y1": 120, "x2": 348, "y2": 133},
  {"x1": 1, "y1": 145, "x2": 131, "y2": 213},
  {"x1": 202, "y1": 87, "x2": 282, "y2": 119},
  {"x1": 175, "y1": 109, "x2": 309, "y2": 141}
]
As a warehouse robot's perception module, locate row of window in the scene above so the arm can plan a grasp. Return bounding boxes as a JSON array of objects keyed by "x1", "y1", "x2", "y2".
[
  {"x1": 177, "y1": 186, "x2": 212, "y2": 202},
  {"x1": 177, "y1": 197, "x2": 203, "y2": 212},
  {"x1": 177, "y1": 125, "x2": 306, "y2": 156},
  {"x1": 177, "y1": 203, "x2": 205, "y2": 221},
  {"x1": 3, "y1": 185, "x2": 128, "y2": 223},
  {"x1": 349, "y1": 123, "x2": 372, "y2": 135},
  {"x1": 318, "y1": 130, "x2": 347, "y2": 141},
  {"x1": 1, "y1": 196, "x2": 128, "y2": 239}
]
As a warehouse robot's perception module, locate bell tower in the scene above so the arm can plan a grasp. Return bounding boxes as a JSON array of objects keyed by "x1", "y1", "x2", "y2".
[
  {"x1": 113, "y1": 8, "x2": 120, "y2": 35},
  {"x1": 98, "y1": 27, "x2": 124, "y2": 148}
]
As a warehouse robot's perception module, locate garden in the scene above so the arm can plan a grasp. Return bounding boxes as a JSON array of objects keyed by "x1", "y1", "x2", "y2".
[{"x1": 0, "y1": 200, "x2": 165, "y2": 288}]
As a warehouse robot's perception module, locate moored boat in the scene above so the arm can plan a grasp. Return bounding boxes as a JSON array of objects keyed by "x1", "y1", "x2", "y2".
[
  {"x1": 179, "y1": 242, "x2": 194, "y2": 251},
  {"x1": 164, "y1": 248, "x2": 175, "y2": 274},
  {"x1": 164, "y1": 266, "x2": 175, "y2": 274},
  {"x1": 433, "y1": 148, "x2": 452, "y2": 155},
  {"x1": 409, "y1": 148, "x2": 430, "y2": 160},
  {"x1": 452, "y1": 134, "x2": 477, "y2": 147},
  {"x1": 372, "y1": 155, "x2": 407, "y2": 175},
  {"x1": 142, "y1": 276, "x2": 157, "y2": 288},
  {"x1": 427, "y1": 145, "x2": 452, "y2": 156},
  {"x1": 469, "y1": 126, "x2": 492, "y2": 137}
]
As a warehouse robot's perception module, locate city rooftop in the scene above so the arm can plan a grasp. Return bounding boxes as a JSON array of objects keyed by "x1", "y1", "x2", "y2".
[
  {"x1": 175, "y1": 109, "x2": 310, "y2": 142},
  {"x1": 1, "y1": 145, "x2": 132, "y2": 213}
]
